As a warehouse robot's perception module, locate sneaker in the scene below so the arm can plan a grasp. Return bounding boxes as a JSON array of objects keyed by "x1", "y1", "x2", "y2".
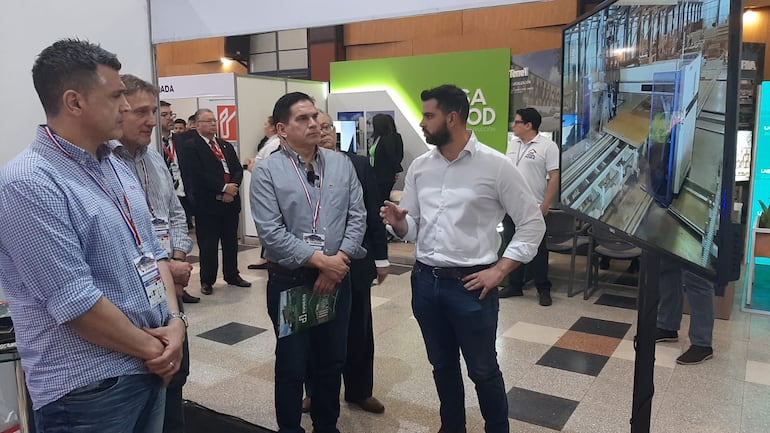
[
  {"x1": 499, "y1": 286, "x2": 523, "y2": 298},
  {"x1": 676, "y1": 345, "x2": 713, "y2": 365},
  {"x1": 655, "y1": 328, "x2": 678, "y2": 343},
  {"x1": 538, "y1": 291, "x2": 552, "y2": 306}
]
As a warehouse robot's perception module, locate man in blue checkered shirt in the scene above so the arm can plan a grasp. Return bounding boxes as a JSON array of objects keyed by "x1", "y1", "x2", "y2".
[{"x1": 0, "y1": 39, "x2": 186, "y2": 433}]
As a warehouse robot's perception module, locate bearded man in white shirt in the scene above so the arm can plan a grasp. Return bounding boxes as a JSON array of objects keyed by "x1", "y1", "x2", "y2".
[{"x1": 380, "y1": 84, "x2": 545, "y2": 433}]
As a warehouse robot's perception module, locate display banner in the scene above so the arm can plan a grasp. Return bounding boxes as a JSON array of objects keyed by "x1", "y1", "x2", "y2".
[
  {"x1": 330, "y1": 49, "x2": 510, "y2": 151},
  {"x1": 748, "y1": 82, "x2": 770, "y2": 251},
  {"x1": 158, "y1": 73, "x2": 235, "y2": 99}
]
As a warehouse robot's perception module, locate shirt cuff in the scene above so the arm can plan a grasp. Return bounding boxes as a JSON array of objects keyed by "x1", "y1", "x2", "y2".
[{"x1": 374, "y1": 259, "x2": 390, "y2": 268}]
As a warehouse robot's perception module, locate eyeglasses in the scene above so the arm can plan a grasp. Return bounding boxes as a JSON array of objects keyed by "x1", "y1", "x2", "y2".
[
  {"x1": 320, "y1": 124, "x2": 335, "y2": 133},
  {"x1": 198, "y1": 119, "x2": 217, "y2": 124},
  {"x1": 160, "y1": 112, "x2": 176, "y2": 119},
  {"x1": 513, "y1": 120, "x2": 527, "y2": 125}
]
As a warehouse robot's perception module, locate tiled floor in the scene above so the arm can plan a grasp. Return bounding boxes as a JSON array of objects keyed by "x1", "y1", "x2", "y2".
[{"x1": 180, "y1": 240, "x2": 770, "y2": 432}]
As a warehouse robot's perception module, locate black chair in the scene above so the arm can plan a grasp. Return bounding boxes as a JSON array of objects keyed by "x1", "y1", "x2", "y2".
[
  {"x1": 585, "y1": 224, "x2": 642, "y2": 300},
  {"x1": 544, "y1": 210, "x2": 591, "y2": 297}
]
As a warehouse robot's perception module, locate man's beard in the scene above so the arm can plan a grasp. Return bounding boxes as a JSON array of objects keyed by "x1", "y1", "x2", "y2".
[{"x1": 423, "y1": 123, "x2": 451, "y2": 147}]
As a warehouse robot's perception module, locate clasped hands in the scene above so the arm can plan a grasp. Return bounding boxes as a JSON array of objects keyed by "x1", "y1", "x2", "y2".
[
  {"x1": 143, "y1": 318, "x2": 185, "y2": 387},
  {"x1": 312, "y1": 251, "x2": 350, "y2": 295},
  {"x1": 223, "y1": 183, "x2": 239, "y2": 203}
]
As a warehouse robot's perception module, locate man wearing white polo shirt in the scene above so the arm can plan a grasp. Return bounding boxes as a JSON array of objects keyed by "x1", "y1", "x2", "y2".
[{"x1": 499, "y1": 107, "x2": 560, "y2": 306}]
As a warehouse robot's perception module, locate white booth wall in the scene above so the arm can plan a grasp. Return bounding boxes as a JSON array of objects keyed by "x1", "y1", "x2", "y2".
[{"x1": 0, "y1": 0, "x2": 155, "y2": 428}]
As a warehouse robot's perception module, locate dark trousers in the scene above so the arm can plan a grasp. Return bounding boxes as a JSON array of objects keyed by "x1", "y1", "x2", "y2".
[
  {"x1": 164, "y1": 297, "x2": 190, "y2": 433},
  {"x1": 178, "y1": 195, "x2": 193, "y2": 228},
  {"x1": 378, "y1": 181, "x2": 395, "y2": 206},
  {"x1": 343, "y1": 258, "x2": 376, "y2": 401},
  {"x1": 502, "y1": 215, "x2": 551, "y2": 293},
  {"x1": 195, "y1": 209, "x2": 240, "y2": 285},
  {"x1": 411, "y1": 263, "x2": 508, "y2": 433},
  {"x1": 266, "y1": 271, "x2": 352, "y2": 433}
]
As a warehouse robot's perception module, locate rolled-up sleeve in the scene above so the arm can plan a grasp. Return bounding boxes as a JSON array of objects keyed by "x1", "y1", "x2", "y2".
[{"x1": 498, "y1": 160, "x2": 545, "y2": 263}]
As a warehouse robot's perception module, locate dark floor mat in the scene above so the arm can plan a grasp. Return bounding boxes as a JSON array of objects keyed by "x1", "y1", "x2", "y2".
[{"x1": 184, "y1": 400, "x2": 274, "y2": 433}]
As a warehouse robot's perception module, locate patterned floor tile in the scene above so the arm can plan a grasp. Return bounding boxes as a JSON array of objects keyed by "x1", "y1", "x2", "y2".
[
  {"x1": 508, "y1": 386, "x2": 579, "y2": 431},
  {"x1": 197, "y1": 322, "x2": 267, "y2": 345},
  {"x1": 537, "y1": 346, "x2": 610, "y2": 377}
]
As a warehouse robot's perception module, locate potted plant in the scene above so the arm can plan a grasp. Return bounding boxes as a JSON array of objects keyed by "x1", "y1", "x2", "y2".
[{"x1": 755, "y1": 200, "x2": 770, "y2": 257}]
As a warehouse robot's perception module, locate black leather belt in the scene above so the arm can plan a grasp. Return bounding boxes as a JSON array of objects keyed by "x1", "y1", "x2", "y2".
[
  {"x1": 414, "y1": 261, "x2": 492, "y2": 280},
  {"x1": 267, "y1": 262, "x2": 319, "y2": 281}
]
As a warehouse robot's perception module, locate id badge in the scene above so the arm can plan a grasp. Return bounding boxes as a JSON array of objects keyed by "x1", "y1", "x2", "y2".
[
  {"x1": 303, "y1": 232, "x2": 325, "y2": 251},
  {"x1": 133, "y1": 253, "x2": 166, "y2": 309},
  {"x1": 152, "y1": 218, "x2": 171, "y2": 254}
]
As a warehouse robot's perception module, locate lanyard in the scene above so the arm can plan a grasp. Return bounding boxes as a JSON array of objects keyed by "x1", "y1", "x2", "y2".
[
  {"x1": 285, "y1": 150, "x2": 322, "y2": 233},
  {"x1": 44, "y1": 127, "x2": 143, "y2": 249},
  {"x1": 162, "y1": 138, "x2": 174, "y2": 162},
  {"x1": 139, "y1": 160, "x2": 156, "y2": 217}
]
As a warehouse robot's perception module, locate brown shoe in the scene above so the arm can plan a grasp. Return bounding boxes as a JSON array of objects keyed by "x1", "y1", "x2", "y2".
[
  {"x1": 349, "y1": 397, "x2": 384, "y2": 414},
  {"x1": 302, "y1": 397, "x2": 311, "y2": 413}
]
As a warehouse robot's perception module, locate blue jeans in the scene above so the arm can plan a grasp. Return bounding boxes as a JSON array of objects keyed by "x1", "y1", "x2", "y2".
[
  {"x1": 657, "y1": 267, "x2": 714, "y2": 347},
  {"x1": 266, "y1": 271, "x2": 352, "y2": 433},
  {"x1": 411, "y1": 264, "x2": 509, "y2": 433},
  {"x1": 34, "y1": 374, "x2": 165, "y2": 433}
]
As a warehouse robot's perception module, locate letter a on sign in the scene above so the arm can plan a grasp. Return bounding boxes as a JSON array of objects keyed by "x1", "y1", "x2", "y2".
[{"x1": 217, "y1": 105, "x2": 238, "y2": 141}]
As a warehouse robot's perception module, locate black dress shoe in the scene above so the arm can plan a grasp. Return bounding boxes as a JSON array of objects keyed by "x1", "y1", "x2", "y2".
[
  {"x1": 201, "y1": 283, "x2": 213, "y2": 295},
  {"x1": 226, "y1": 276, "x2": 252, "y2": 287},
  {"x1": 181, "y1": 290, "x2": 200, "y2": 303},
  {"x1": 499, "y1": 286, "x2": 523, "y2": 298},
  {"x1": 247, "y1": 262, "x2": 268, "y2": 270}
]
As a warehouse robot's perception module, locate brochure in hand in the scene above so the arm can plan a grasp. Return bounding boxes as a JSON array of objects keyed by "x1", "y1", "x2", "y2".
[{"x1": 278, "y1": 285, "x2": 338, "y2": 338}]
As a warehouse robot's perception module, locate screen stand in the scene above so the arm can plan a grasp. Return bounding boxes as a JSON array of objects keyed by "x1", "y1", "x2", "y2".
[{"x1": 631, "y1": 250, "x2": 660, "y2": 433}]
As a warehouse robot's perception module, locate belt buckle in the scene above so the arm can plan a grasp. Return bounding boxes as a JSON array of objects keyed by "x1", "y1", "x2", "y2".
[{"x1": 432, "y1": 267, "x2": 440, "y2": 279}]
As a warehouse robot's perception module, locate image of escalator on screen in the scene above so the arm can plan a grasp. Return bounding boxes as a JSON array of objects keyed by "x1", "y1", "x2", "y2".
[{"x1": 560, "y1": 0, "x2": 740, "y2": 275}]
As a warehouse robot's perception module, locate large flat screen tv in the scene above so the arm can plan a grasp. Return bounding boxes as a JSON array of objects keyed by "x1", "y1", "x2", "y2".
[{"x1": 561, "y1": 0, "x2": 741, "y2": 278}]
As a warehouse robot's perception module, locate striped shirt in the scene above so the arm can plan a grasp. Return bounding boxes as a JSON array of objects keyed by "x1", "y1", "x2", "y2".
[
  {"x1": 111, "y1": 141, "x2": 193, "y2": 255},
  {"x1": 0, "y1": 126, "x2": 170, "y2": 409}
]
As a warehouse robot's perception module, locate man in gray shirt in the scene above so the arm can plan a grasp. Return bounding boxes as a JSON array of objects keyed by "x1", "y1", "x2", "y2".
[
  {"x1": 111, "y1": 74, "x2": 195, "y2": 433},
  {"x1": 251, "y1": 92, "x2": 366, "y2": 433}
]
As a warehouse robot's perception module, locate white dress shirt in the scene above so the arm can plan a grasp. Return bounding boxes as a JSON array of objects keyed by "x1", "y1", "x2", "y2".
[{"x1": 399, "y1": 132, "x2": 545, "y2": 267}]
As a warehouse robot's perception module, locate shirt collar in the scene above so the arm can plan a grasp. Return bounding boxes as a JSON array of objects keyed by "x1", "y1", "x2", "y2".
[
  {"x1": 516, "y1": 133, "x2": 542, "y2": 146},
  {"x1": 199, "y1": 133, "x2": 217, "y2": 144},
  {"x1": 109, "y1": 140, "x2": 147, "y2": 161},
  {"x1": 430, "y1": 130, "x2": 479, "y2": 159},
  {"x1": 281, "y1": 142, "x2": 320, "y2": 165},
  {"x1": 37, "y1": 125, "x2": 112, "y2": 162}
]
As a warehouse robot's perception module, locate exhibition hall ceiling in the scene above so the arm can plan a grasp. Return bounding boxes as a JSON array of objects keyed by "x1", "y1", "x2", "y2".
[{"x1": 150, "y1": 0, "x2": 541, "y2": 43}]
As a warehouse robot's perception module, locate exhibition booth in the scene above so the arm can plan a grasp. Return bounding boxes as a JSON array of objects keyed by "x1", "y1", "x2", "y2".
[{"x1": 158, "y1": 72, "x2": 327, "y2": 241}]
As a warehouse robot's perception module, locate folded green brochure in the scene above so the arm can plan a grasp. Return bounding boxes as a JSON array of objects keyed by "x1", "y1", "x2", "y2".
[{"x1": 278, "y1": 286, "x2": 338, "y2": 338}]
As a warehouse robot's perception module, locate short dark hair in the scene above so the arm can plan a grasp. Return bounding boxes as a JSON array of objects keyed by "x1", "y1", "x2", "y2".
[
  {"x1": 160, "y1": 100, "x2": 171, "y2": 108},
  {"x1": 515, "y1": 107, "x2": 542, "y2": 131},
  {"x1": 272, "y1": 92, "x2": 315, "y2": 125},
  {"x1": 193, "y1": 108, "x2": 213, "y2": 122},
  {"x1": 420, "y1": 84, "x2": 469, "y2": 123},
  {"x1": 32, "y1": 38, "x2": 122, "y2": 116},
  {"x1": 188, "y1": 115, "x2": 196, "y2": 123},
  {"x1": 120, "y1": 74, "x2": 158, "y2": 97},
  {"x1": 174, "y1": 118, "x2": 187, "y2": 126}
]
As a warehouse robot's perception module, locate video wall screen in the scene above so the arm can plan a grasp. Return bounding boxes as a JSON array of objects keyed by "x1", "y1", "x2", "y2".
[{"x1": 561, "y1": 0, "x2": 736, "y2": 272}]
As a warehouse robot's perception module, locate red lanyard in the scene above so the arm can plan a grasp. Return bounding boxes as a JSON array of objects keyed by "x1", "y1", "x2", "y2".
[
  {"x1": 45, "y1": 127, "x2": 142, "y2": 249},
  {"x1": 162, "y1": 138, "x2": 174, "y2": 162},
  {"x1": 285, "y1": 149, "x2": 322, "y2": 233}
]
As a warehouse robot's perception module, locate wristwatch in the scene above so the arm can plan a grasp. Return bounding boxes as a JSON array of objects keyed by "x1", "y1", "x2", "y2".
[{"x1": 168, "y1": 311, "x2": 188, "y2": 328}]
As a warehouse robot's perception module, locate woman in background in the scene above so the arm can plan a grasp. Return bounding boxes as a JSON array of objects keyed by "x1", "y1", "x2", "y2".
[{"x1": 370, "y1": 113, "x2": 404, "y2": 207}]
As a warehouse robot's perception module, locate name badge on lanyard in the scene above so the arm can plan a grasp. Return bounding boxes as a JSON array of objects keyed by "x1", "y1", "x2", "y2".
[
  {"x1": 152, "y1": 217, "x2": 171, "y2": 254},
  {"x1": 134, "y1": 252, "x2": 166, "y2": 309},
  {"x1": 303, "y1": 232, "x2": 326, "y2": 251}
]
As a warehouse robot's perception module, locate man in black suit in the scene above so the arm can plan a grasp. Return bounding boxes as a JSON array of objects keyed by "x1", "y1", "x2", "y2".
[
  {"x1": 370, "y1": 113, "x2": 404, "y2": 206},
  {"x1": 177, "y1": 108, "x2": 251, "y2": 295},
  {"x1": 307, "y1": 111, "x2": 389, "y2": 413}
]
